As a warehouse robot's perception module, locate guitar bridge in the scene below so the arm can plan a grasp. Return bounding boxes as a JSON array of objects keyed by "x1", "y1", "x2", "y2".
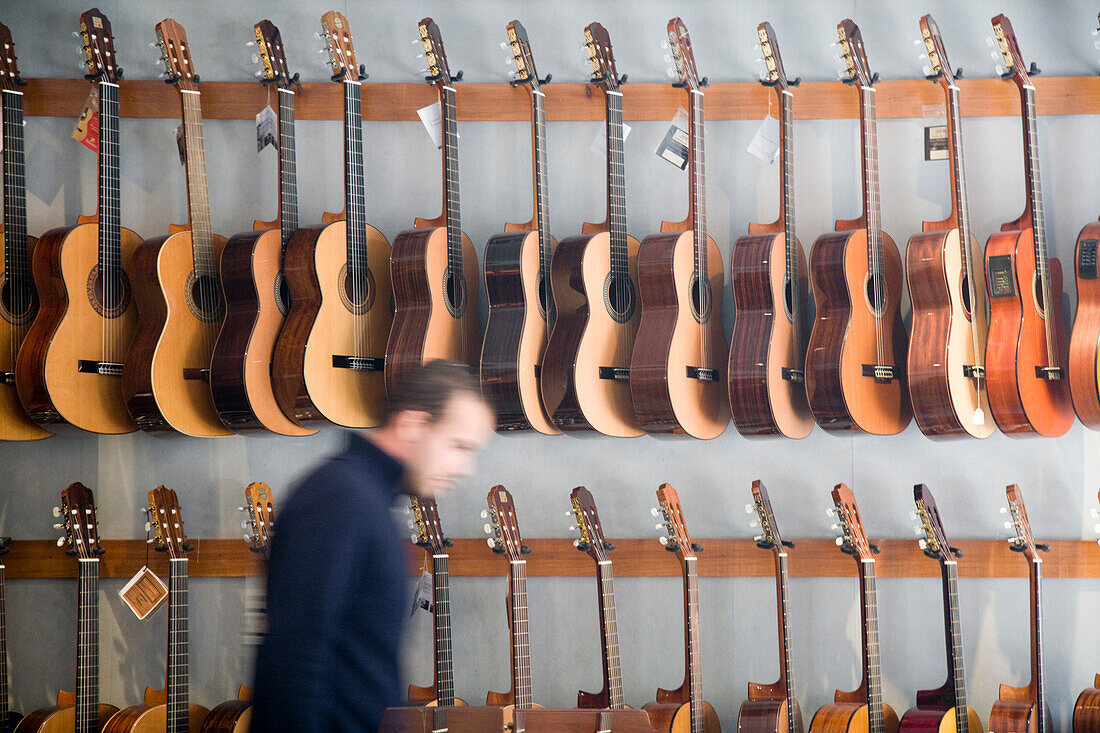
[
  {"x1": 686, "y1": 366, "x2": 718, "y2": 381},
  {"x1": 332, "y1": 355, "x2": 385, "y2": 372},
  {"x1": 781, "y1": 368, "x2": 804, "y2": 383},
  {"x1": 963, "y1": 364, "x2": 985, "y2": 379},
  {"x1": 0, "y1": 371, "x2": 13, "y2": 384},
  {"x1": 861, "y1": 364, "x2": 899, "y2": 382},
  {"x1": 78, "y1": 360, "x2": 123, "y2": 376},
  {"x1": 1035, "y1": 365, "x2": 1064, "y2": 381},
  {"x1": 182, "y1": 368, "x2": 210, "y2": 382},
  {"x1": 598, "y1": 367, "x2": 630, "y2": 381}
]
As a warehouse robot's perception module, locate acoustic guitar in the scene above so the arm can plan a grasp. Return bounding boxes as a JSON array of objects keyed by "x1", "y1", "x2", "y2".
[
  {"x1": 804, "y1": 20, "x2": 910, "y2": 436},
  {"x1": 905, "y1": 16, "x2": 994, "y2": 440},
  {"x1": 630, "y1": 18, "x2": 728, "y2": 439},
  {"x1": 984, "y1": 15, "x2": 1073, "y2": 438},
  {"x1": 209, "y1": 20, "x2": 314, "y2": 436},
  {"x1": 271, "y1": 11, "x2": 393, "y2": 429},
  {"x1": 1073, "y1": 491, "x2": 1100, "y2": 732},
  {"x1": 480, "y1": 20, "x2": 559, "y2": 435},
  {"x1": 14, "y1": 483, "x2": 118, "y2": 733},
  {"x1": 729, "y1": 22, "x2": 812, "y2": 440},
  {"x1": 102, "y1": 487, "x2": 209, "y2": 733},
  {"x1": 16, "y1": 9, "x2": 139, "y2": 436},
  {"x1": 0, "y1": 538, "x2": 20, "y2": 733},
  {"x1": 407, "y1": 496, "x2": 468, "y2": 715},
  {"x1": 386, "y1": 18, "x2": 480, "y2": 390},
  {"x1": 987, "y1": 484, "x2": 1052, "y2": 733},
  {"x1": 0, "y1": 22, "x2": 49, "y2": 442},
  {"x1": 122, "y1": 20, "x2": 232, "y2": 437},
  {"x1": 643, "y1": 484, "x2": 721, "y2": 732},
  {"x1": 809, "y1": 484, "x2": 899, "y2": 733},
  {"x1": 540, "y1": 22, "x2": 643, "y2": 437},
  {"x1": 738, "y1": 480, "x2": 804, "y2": 733},
  {"x1": 484, "y1": 486, "x2": 542, "y2": 723},
  {"x1": 897, "y1": 484, "x2": 984, "y2": 733}
]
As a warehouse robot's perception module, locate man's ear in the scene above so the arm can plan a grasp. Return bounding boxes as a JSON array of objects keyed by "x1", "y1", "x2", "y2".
[{"x1": 389, "y1": 409, "x2": 432, "y2": 455}]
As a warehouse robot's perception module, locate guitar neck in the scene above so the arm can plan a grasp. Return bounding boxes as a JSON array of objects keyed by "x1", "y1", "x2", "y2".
[
  {"x1": 774, "y1": 551, "x2": 796, "y2": 733},
  {"x1": 940, "y1": 561, "x2": 970, "y2": 730},
  {"x1": 857, "y1": 85, "x2": 883, "y2": 281},
  {"x1": 1030, "y1": 557, "x2": 1046, "y2": 732},
  {"x1": 530, "y1": 89, "x2": 551, "y2": 285},
  {"x1": 166, "y1": 559, "x2": 190, "y2": 733},
  {"x1": 431, "y1": 553, "x2": 455, "y2": 706},
  {"x1": 342, "y1": 79, "x2": 369, "y2": 274},
  {"x1": 509, "y1": 559, "x2": 532, "y2": 708},
  {"x1": 440, "y1": 84, "x2": 462, "y2": 275},
  {"x1": 942, "y1": 83, "x2": 972, "y2": 266},
  {"x1": 76, "y1": 558, "x2": 101, "y2": 733},
  {"x1": 0, "y1": 562, "x2": 8, "y2": 723},
  {"x1": 859, "y1": 559, "x2": 885, "y2": 733},
  {"x1": 1, "y1": 88, "x2": 29, "y2": 287},
  {"x1": 595, "y1": 559, "x2": 625, "y2": 708},
  {"x1": 97, "y1": 80, "x2": 122, "y2": 280},
  {"x1": 777, "y1": 88, "x2": 799, "y2": 346},
  {"x1": 682, "y1": 557, "x2": 704, "y2": 733},
  {"x1": 687, "y1": 88, "x2": 707, "y2": 286},
  {"x1": 604, "y1": 90, "x2": 629, "y2": 277},
  {"x1": 277, "y1": 86, "x2": 298, "y2": 255},
  {"x1": 177, "y1": 90, "x2": 216, "y2": 276}
]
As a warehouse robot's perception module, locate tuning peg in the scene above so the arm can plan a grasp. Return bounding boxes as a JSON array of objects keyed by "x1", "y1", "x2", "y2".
[
  {"x1": 918, "y1": 53, "x2": 927, "y2": 60},
  {"x1": 572, "y1": 538, "x2": 581, "y2": 548},
  {"x1": 413, "y1": 39, "x2": 424, "y2": 44},
  {"x1": 995, "y1": 65, "x2": 1008, "y2": 76},
  {"x1": 482, "y1": 509, "x2": 491, "y2": 519},
  {"x1": 667, "y1": 68, "x2": 678, "y2": 79},
  {"x1": 986, "y1": 37, "x2": 997, "y2": 47},
  {"x1": 744, "y1": 504, "x2": 754, "y2": 514},
  {"x1": 146, "y1": 536, "x2": 156, "y2": 544},
  {"x1": 918, "y1": 539, "x2": 927, "y2": 550},
  {"x1": 144, "y1": 522, "x2": 152, "y2": 532},
  {"x1": 486, "y1": 538, "x2": 496, "y2": 549},
  {"x1": 908, "y1": 512, "x2": 918, "y2": 521},
  {"x1": 410, "y1": 533, "x2": 419, "y2": 544},
  {"x1": 990, "y1": 51, "x2": 1001, "y2": 60},
  {"x1": 241, "y1": 520, "x2": 250, "y2": 529},
  {"x1": 658, "y1": 536, "x2": 668, "y2": 546},
  {"x1": 834, "y1": 536, "x2": 844, "y2": 546},
  {"x1": 1000, "y1": 507, "x2": 1009, "y2": 514},
  {"x1": 913, "y1": 526, "x2": 924, "y2": 536},
  {"x1": 753, "y1": 535, "x2": 764, "y2": 542},
  {"x1": 663, "y1": 54, "x2": 673, "y2": 64},
  {"x1": 52, "y1": 522, "x2": 64, "y2": 530},
  {"x1": 660, "y1": 40, "x2": 669, "y2": 50},
  {"x1": 56, "y1": 537, "x2": 67, "y2": 547},
  {"x1": 655, "y1": 523, "x2": 665, "y2": 530},
  {"x1": 829, "y1": 523, "x2": 840, "y2": 531},
  {"x1": 749, "y1": 520, "x2": 759, "y2": 528},
  {"x1": 913, "y1": 39, "x2": 924, "y2": 46},
  {"x1": 569, "y1": 524, "x2": 578, "y2": 531},
  {"x1": 242, "y1": 533, "x2": 253, "y2": 542},
  {"x1": 565, "y1": 510, "x2": 574, "y2": 517},
  {"x1": 826, "y1": 507, "x2": 836, "y2": 517},
  {"x1": 650, "y1": 507, "x2": 660, "y2": 517},
  {"x1": 251, "y1": 53, "x2": 261, "y2": 64},
  {"x1": 830, "y1": 41, "x2": 841, "y2": 47},
  {"x1": 52, "y1": 506, "x2": 62, "y2": 517},
  {"x1": 483, "y1": 523, "x2": 492, "y2": 534},
  {"x1": 922, "y1": 65, "x2": 934, "y2": 77},
  {"x1": 1004, "y1": 521, "x2": 1014, "y2": 529},
  {"x1": 500, "y1": 41, "x2": 510, "y2": 50},
  {"x1": 149, "y1": 42, "x2": 159, "y2": 50},
  {"x1": 406, "y1": 519, "x2": 415, "y2": 530}
]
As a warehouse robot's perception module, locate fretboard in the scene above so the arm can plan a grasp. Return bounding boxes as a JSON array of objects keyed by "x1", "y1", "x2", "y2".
[
  {"x1": 595, "y1": 560, "x2": 624, "y2": 709},
  {"x1": 860, "y1": 559, "x2": 884, "y2": 733},
  {"x1": 776, "y1": 552, "x2": 796, "y2": 733},
  {"x1": 510, "y1": 560, "x2": 532, "y2": 709},
  {"x1": 76, "y1": 558, "x2": 101, "y2": 733},
  {"x1": 0, "y1": 563, "x2": 8, "y2": 724},
  {"x1": 604, "y1": 91, "x2": 628, "y2": 277},
  {"x1": 342, "y1": 80, "x2": 368, "y2": 274},
  {"x1": 440, "y1": 85, "x2": 462, "y2": 277},
  {"x1": 531, "y1": 90, "x2": 551, "y2": 293},
  {"x1": 1020, "y1": 85, "x2": 1057, "y2": 368},
  {"x1": 688, "y1": 89, "x2": 707, "y2": 306},
  {"x1": 97, "y1": 82, "x2": 122, "y2": 281},
  {"x1": 942, "y1": 561, "x2": 969, "y2": 733},
  {"x1": 683, "y1": 557, "x2": 703, "y2": 733},
  {"x1": 943, "y1": 84, "x2": 973, "y2": 293},
  {"x1": 277, "y1": 86, "x2": 298, "y2": 256},
  {"x1": 1031, "y1": 558, "x2": 1045, "y2": 733},
  {"x1": 178, "y1": 91, "x2": 216, "y2": 278},
  {"x1": 778, "y1": 91, "x2": 799, "y2": 347},
  {"x1": 858, "y1": 86, "x2": 883, "y2": 282},
  {"x1": 1, "y1": 89, "x2": 29, "y2": 286},
  {"x1": 166, "y1": 558, "x2": 189, "y2": 733},
  {"x1": 432, "y1": 553, "x2": 455, "y2": 706}
]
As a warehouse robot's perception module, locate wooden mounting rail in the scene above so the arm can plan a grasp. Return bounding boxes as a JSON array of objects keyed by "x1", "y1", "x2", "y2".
[
  {"x1": 4, "y1": 538, "x2": 1098, "y2": 579},
  {"x1": 22, "y1": 76, "x2": 1100, "y2": 122}
]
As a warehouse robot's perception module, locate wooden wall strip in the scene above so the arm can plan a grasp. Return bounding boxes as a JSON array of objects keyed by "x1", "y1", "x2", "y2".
[
  {"x1": 20, "y1": 76, "x2": 1100, "y2": 122},
  {"x1": 4, "y1": 537, "x2": 1097, "y2": 579}
]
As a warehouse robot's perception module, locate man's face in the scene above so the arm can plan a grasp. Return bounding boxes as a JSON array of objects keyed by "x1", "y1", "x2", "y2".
[{"x1": 405, "y1": 392, "x2": 495, "y2": 498}]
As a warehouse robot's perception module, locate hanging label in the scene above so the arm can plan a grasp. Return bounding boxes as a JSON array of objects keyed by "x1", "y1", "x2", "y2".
[
  {"x1": 256, "y1": 105, "x2": 277, "y2": 152},
  {"x1": 654, "y1": 107, "x2": 690, "y2": 169},
  {"x1": 417, "y1": 101, "x2": 445, "y2": 149},
  {"x1": 119, "y1": 565, "x2": 169, "y2": 620},
  {"x1": 174, "y1": 124, "x2": 186, "y2": 165},
  {"x1": 73, "y1": 87, "x2": 100, "y2": 152},
  {"x1": 922, "y1": 103, "x2": 948, "y2": 162},
  {"x1": 747, "y1": 114, "x2": 780, "y2": 164},
  {"x1": 410, "y1": 569, "x2": 433, "y2": 615},
  {"x1": 589, "y1": 121, "x2": 632, "y2": 158}
]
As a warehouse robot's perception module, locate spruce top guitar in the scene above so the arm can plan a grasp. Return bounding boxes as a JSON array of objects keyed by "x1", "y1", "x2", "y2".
[{"x1": 122, "y1": 19, "x2": 232, "y2": 437}]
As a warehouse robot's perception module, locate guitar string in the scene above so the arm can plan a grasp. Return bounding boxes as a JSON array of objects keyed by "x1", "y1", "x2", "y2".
[
  {"x1": 181, "y1": 89, "x2": 218, "y2": 375},
  {"x1": 690, "y1": 87, "x2": 708, "y2": 374},
  {"x1": 2, "y1": 90, "x2": 29, "y2": 378},
  {"x1": 344, "y1": 78, "x2": 363, "y2": 367},
  {"x1": 863, "y1": 85, "x2": 887, "y2": 372},
  {"x1": 1023, "y1": 85, "x2": 1057, "y2": 370},
  {"x1": 607, "y1": 89, "x2": 627, "y2": 372},
  {"x1": 532, "y1": 88, "x2": 550, "y2": 353},
  {"x1": 781, "y1": 89, "x2": 800, "y2": 368},
  {"x1": 442, "y1": 84, "x2": 466, "y2": 366}
]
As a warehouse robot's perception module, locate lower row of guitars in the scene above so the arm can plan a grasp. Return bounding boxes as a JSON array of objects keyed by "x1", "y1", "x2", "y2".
[{"x1": 3, "y1": 480, "x2": 1100, "y2": 732}]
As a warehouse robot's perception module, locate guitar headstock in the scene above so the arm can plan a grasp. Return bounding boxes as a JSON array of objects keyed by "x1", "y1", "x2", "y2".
[
  {"x1": 418, "y1": 17, "x2": 458, "y2": 86},
  {"x1": 242, "y1": 482, "x2": 276, "y2": 555},
  {"x1": 253, "y1": 19, "x2": 295, "y2": 89},
  {"x1": 749, "y1": 480, "x2": 790, "y2": 552},
  {"x1": 756, "y1": 22, "x2": 793, "y2": 90},
  {"x1": 919, "y1": 14, "x2": 955, "y2": 87},
  {"x1": 145, "y1": 486, "x2": 192, "y2": 560},
  {"x1": 991, "y1": 14, "x2": 1034, "y2": 88},
  {"x1": 654, "y1": 483, "x2": 699, "y2": 562},
  {"x1": 56, "y1": 482, "x2": 105, "y2": 560},
  {"x1": 153, "y1": 18, "x2": 200, "y2": 92},
  {"x1": 837, "y1": 19, "x2": 876, "y2": 88},
  {"x1": 666, "y1": 18, "x2": 701, "y2": 91},
  {"x1": 570, "y1": 486, "x2": 614, "y2": 563},
  {"x1": 505, "y1": 20, "x2": 543, "y2": 92},
  {"x1": 1004, "y1": 484, "x2": 1045, "y2": 560},
  {"x1": 319, "y1": 10, "x2": 362, "y2": 83},
  {"x1": 78, "y1": 8, "x2": 122, "y2": 83},
  {"x1": 829, "y1": 483, "x2": 876, "y2": 561},
  {"x1": 913, "y1": 484, "x2": 959, "y2": 564},
  {"x1": 411, "y1": 495, "x2": 451, "y2": 555},
  {"x1": 0, "y1": 22, "x2": 24, "y2": 92},
  {"x1": 583, "y1": 22, "x2": 622, "y2": 93},
  {"x1": 485, "y1": 485, "x2": 529, "y2": 562}
]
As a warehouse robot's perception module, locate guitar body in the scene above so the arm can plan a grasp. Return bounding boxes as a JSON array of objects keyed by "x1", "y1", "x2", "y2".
[
  {"x1": 642, "y1": 700, "x2": 720, "y2": 732},
  {"x1": 211, "y1": 226, "x2": 314, "y2": 435},
  {"x1": 101, "y1": 704, "x2": 209, "y2": 733},
  {"x1": 407, "y1": 683, "x2": 469, "y2": 708},
  {"x1": 122, "y1": 229, "x2": 233, "y2": 436},
  {"x1": 272, "y1": 219, "x2": 392, "y2": 428},
  {"x1": 987, "y1": 699, "x2": 1051, "y2": 733},
  {"x1": 13, "y1": 701, "x2": 117, "y2": 733},
  {"x1": 728, "y1": 231, "x2": 813, "y2": 438},
  {"x1": 738, "y1": 697, "x2": 805, "y2": 733},
  {"x1": 1069, "y1": 220, "x2": 1100, "y2": 429},
  {"x1": 630, "y1": 230, "x2": 728, "y2": 438},
  {"x1": 984, "y1": 226, "x2": 1073, "y2": 437},
  {"x1": 897, "y1": 705, "x2": 983, "y2": 733},
  {"x1": 16, "y1": 222, "x2": 141, "y2": 434},
  {"x1": 1074, "y1": 676, "x2": 1100, "y2": 732},
  {"x1": 805, "y1": 228, "x2": 911, "y2": 434},
  {"x1": 808, "y1": 702, "x2": 899, "y2": 733},
  {"x1": 387, "y1": 226, "x2": 480, "y2": 392},
  {"x1": 905, "y1": 227, "x2": 994, "y2": 438},
  {"x1": 541, "y1": 231, "x2": 643, "y2": 436},
  {"x1": 197, "y1": 700, "x2": 250, "y2": 733},
  {"x1": 0, "y1": 230, "x2": 49, "y2": 441},
  {"x1": 480, "y1": 229, "x2": 559, "y2": 434}
]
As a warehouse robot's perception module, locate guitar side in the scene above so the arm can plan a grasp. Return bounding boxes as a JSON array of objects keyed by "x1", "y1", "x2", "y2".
[
  {"x1": 0, "y1": 230, "x2": 49, "y2": 441},
  {"x1": 809, "y1": 702, "x2": 899, "y2": 733},
  {"x1": 1069, "y1": 220, "x2": 1100, "y2": 429}
]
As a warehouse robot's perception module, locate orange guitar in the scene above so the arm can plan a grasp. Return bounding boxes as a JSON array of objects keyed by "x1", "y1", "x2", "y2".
[{"x1": 983, "y1": 15, "x2": 1073, "y2": 437}]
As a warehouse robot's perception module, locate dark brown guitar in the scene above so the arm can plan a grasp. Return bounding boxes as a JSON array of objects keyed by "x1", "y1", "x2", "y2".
[{"x1": 0, "y1": 538, "x2": 20, "y2": 733}]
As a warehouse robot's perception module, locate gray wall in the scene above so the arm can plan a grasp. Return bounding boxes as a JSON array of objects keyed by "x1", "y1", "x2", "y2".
[{"x1": 2, "y1": 0, "x2": 1100, "y2": 729}]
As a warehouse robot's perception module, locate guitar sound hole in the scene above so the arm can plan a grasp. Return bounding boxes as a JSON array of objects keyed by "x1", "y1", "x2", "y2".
[
  {"x1": 603, "y1": 272, "x2": 636, "y2": 324},
  {"x1": 689, "y1": 274, "x2": 712, "y2": 323},
  {"x1": 0, "y1": 273, "x2": 36, "y2": 324},
  {"x1": 88, "y1": 265, "x2": 131, "y2": 319},
  {"x1": 783, "y1": 276, "x2": 795, "y2": 319},
  {"x1": 274, "y1": 270, "x2": 291, "y2": 316},
  {"x1": 537, "y1": 275, "x2": 553, "y2": 321},
  {"x1": 338, "y1": 264, "x2": 376, "y2": 315},
  {"x1": 865, "y1": 272, "x2": 887, "y2": 313},
  {"x1": 1032, "y1": 272, "x2": 1047, "y2": 317},
  {"x1": 443, "y1": 266, "x2": 467, "y2": 318},
  {"x1": 186, "y1": 272, "x2": 224, "y2": 324},
  {"x1": 959, "y1": 275, "x2": 972, "y2": 317}
]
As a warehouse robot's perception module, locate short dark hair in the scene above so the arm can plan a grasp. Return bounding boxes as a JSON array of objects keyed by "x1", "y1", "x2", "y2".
[{"x1": 385, "y1": 360, "x2": 486, "y2": 423}]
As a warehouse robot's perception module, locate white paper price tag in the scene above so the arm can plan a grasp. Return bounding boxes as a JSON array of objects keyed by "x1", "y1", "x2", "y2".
[
  {"x1": 417, "y1": 101, "x2": 444, "y2": 149},
  {"x1": 410, "y1": 569, "x2": 433, "y2": 615},
  {"x1": 256, "y1": 105, "x2": 277, "y2": 152},
  {"x1": 747, "y1": 114, "x2": 780, "y2": 164}
]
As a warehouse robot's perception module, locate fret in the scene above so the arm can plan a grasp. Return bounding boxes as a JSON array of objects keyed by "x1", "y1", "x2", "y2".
[
  {"x1": 178, "y1": 91, "x2": 216, "y2": 279},
  {"x1": 97, "y1": 82, "x2": 122, "y2": 276},
  {"x1": 277, "y1": 87, "x2": 298, "y2": 256},
  {"x1": 684, "y1": 557, "x2": 703, "y2": 733},
  {"x1": 1031, "y1": 558, "x2": 1045, "y2": 733},
  {"x1": 531, "y1": 90, "x2": 551, "y2": 293},
  {"x1": 942, "y1": 561, "x2": 969, "y2": 733},
  {"x1": 0, "y1": 563, "x2": 8, "y2": 724},
  {"x1": 776, "y1": 553, "x2": 796, "y2": 733},
  {"x1": 441, "y1": 85, "x2": 462, "y2": 278},
  {"x1": 596, "y1": 561, "x2": 624, "y2": 708},
  {"x1": 861, "y1": 559, "x2": 884, "y2": 733},
  {"x1": 605, "y1": 91, "x2": 628, "y2": 277},
  {"x1": 166, "y1": 558, "x2": 190, "y2": 733},
  {"x1": 343, "y1": 80, "x2": 368, "y2": 274},
  {"x1": 432, "y1": 554, "x2": 455, "y2": 706},
  {"x1": 2, "y1": 90, "x2": 29, "y2": 283},
  {"x1": 510, "y1": 560, "x2": 532, "y2": 709},
  {"x1": 1020, "y1": 86, "x2": 1057, "y2": 368},
  {"x1": 76, "y1": 558, "x2": 101, "y2": 733},
  {"x1": 688, "y1": 89, "x2": 707, "y2": 312}
]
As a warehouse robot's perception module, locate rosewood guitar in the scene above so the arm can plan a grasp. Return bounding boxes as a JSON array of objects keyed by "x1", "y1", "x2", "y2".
[
  {"x1": 102, "y1": 487, "x2": 209, "y2": 733},
  {"x1": 805, "y1": 20, "x2": 910, "y2": 436},
  {"x1": 0, "y1": 22, "x2": 49, "y2": 442},
  {"x1": 480, "y1": 20, "x2": 560, "y2": 435},
  {"x1": 122, "y1": 20, "x2": 232, "y2": 437},
  {"x1": 209, "y1": 20, "x2": 314, "y2": 436},
  {"x1": 738, "y1": 480, "x2": 804, "y2": 733},
  {"x1": 729, "y1": 23, "x2": 812, "y2": 440},
  {"x1": 540, "y1": 22, "x2": 643, "y2": 437},
  {"x1": 386, "y1": 18, "x2": 480, "y2": 389},
  {"x1": 906, "y1": 16, "x2": 994, "y2": 440},
  {"x1": 1073, "y1": 491, "x2": 1100, "y2": 732},
  {"x1": 897, "y1": 484, "x2": 984, "y2": 733},
  {"x1": 15, "y1": 483, "x2": 118, "y2": 733},
  {"x1": 984, "y1": 15, "x2": 1073, "y2": 438},
  {"x1": 988, "y1": 484, "x2": 1052, "y2": 733},
  {"x1": 272, "y1": 10, "x2": 393, "y2": 429},
  {"x1": 809, "y1": 484, "x2": 899, "y2": 733},
  {"x1": 0, "y1": 538, "x2": 20, "y2": 733},
  {"x1": 17, "y1": 9, "x2": 140, "y2": 435},
  {"x1": 644, "y1": 484, "x2": 721, "y2": 732}
]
